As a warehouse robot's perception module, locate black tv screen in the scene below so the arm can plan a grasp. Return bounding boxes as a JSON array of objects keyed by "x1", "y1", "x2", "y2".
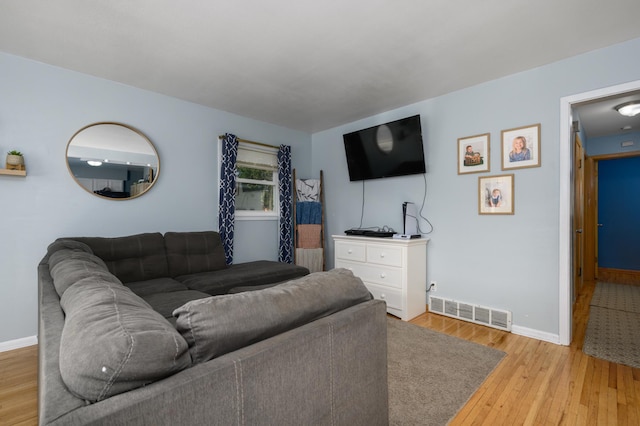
[{"x1": 343, "y1": 115, "x2": 425, "y2": 181}]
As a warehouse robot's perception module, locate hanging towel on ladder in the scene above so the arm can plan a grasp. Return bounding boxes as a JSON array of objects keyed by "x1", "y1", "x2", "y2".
[
  {"x1": 296, "y1": 201, "x2": 322, "y2": 224},
  {"x1": 295, "y1": 248, "x2": 324, "y2": 273},
  {"x1": 297, "y1": 224, "x2": 322, "y2": 249},
  {"x1": 296, "y1": 179, "x2": 321, "y2": 201}
]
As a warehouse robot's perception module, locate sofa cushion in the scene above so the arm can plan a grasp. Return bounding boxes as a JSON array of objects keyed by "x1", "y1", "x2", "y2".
[
  {"x1": 173, "y1": 268, "x2": 372, "y2": 364},
  {"x1": 164, "y1": 231, "x2": 227, "y2": 277},
  {"x1": 125, "y1": 277, "x2": 189, "y2": 297},
  {"x1": 59, "y1": 278, "x2": 192, "y2": 402},
  {"x1": 177, "y1": 260, "x2": 310, "y2": 296},
  {"x1": 70, "y1": 233, "x2": 169, "y2": 283},
  {"x1": 49, "y1": 250, "x2": 122, "y2": 297},
  {"x1": 47, "y1": 238, "x2": 94, "y2": 257},
  {"x1": 226, "y1": 282, "x2": 283, "y2": 293},
  {"x1": 141, "y1": 289, "x2": 211, "y2": 319},
  {"x1": 49, "y1": 247, "x2": 106, "y2": 271}
]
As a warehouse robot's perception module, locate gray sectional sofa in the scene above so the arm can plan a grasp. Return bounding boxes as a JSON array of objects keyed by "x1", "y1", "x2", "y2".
[{"x1": 38, "y1": 231, "x2": 389, "y2": 425}]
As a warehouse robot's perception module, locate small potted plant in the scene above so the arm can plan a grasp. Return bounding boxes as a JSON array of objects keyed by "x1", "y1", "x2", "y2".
[{"x1": 6, "y1": 150, "x2": 25, "y2": 170}]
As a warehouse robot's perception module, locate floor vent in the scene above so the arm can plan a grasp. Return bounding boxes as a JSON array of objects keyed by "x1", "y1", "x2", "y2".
[{"x1": 429, "y1": 296, "x2": 512, "y2": 332}]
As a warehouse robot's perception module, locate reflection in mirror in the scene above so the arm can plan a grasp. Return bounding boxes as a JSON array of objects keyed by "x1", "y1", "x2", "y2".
[{"x1": 66, "y1": 122, "x2": 160, "y2": 199}]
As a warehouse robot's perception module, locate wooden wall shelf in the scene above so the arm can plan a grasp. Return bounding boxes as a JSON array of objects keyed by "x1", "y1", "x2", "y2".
[{"x1": 0, "y1": 169, "x2": 27, "y2": 177}]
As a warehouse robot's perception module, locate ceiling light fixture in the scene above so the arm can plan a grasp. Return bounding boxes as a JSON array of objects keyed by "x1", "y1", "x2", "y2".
[
  {"x1": 87, "y1": 160, "x2": 102, "y2": 167},
  {"x1": 614, "y1": 101, "x2": 640, "y2": 117}
]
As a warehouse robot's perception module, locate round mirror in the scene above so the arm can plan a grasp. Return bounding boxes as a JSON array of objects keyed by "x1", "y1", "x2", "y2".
[{"x1": 66, "y1": 122, "x2": 160, "y2": 199}]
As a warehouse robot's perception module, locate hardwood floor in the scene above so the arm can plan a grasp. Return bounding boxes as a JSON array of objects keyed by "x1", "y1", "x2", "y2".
[
  {"x1": 1, "y1": 280, "x2": 638, "y2": 425},
  {"x1": 0, "y1": 344, "x2": 37, "y2": 426},
  {"x1": 414, "y1": 280, "x2": 640, "y2": 425}
]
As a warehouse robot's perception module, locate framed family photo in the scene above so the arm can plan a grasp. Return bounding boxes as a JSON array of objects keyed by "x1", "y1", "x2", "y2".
[
  {"x1": 458, "y1": 133, "x2": 490, "y2": 174},
  {"x1": 501, "y1": 123, "x2": 541, "y2": 170},
  {"x1": 478, "y1": 174, "x2": 514, "y2": 215}
]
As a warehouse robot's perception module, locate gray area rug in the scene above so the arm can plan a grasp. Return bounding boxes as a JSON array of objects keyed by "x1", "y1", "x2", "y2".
[
  {"x1": 584, "y1": 282, "x2": 640, "y2": 369},
  {"x1": 590, "y1": 282, "x2": 640, "y2": 313},
  {"x1": 387, "y1": 318, "x2": 505, "y2": 425}
]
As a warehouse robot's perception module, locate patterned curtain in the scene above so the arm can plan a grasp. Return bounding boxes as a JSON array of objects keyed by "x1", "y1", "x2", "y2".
[
  {"x1": 278, "y1": 145, "x2": 294, "y2": 264},
  {"x1": 218, "y1": 133, "x2": 238, "y2": 265}
]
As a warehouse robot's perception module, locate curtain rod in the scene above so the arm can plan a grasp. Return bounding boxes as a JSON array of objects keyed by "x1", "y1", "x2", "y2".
[{"x1": 218, "y1": 134, "x2": 279, "y2": 150}]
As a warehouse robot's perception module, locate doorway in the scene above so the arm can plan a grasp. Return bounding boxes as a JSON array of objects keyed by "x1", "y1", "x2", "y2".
[
  {"x1": 588, "y1": 154, "x2": 640, "y2": 284},
  {"x1": 559, "y1": 79, "x2": 640, "y2": 346}
]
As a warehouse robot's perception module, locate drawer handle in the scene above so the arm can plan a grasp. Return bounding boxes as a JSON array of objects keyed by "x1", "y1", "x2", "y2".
[
  {"x1": 380, "y1": 273, "x2": 386, "y2": 279},
  {"x1": 347, "y1": 249, "x2": 353, "y2": 254},
  {"x1": 380, "y1": 253, "x2": 385, "y2": 258},
  {"x1": 380, "y1": 293, "x2": 386, "y2": 300}
]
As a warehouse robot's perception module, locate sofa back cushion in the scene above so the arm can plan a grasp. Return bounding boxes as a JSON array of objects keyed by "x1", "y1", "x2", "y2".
[
  {"x1": 164, "y1": 231, "x2": 227, "y2": 277},
  {"x1": 50, "y1": 250, "x2": 122, "y2": 297},
  {"x1": 47, "y1": 238, "x2": 121, "y2": 297},
  {"x1": 173, "y1": 268, "x2": 372, "y2": 364},
  {"x1": 59, "y1": 278, "x2": 192, "y2": 402},
  {"x1": 70, "y1": 233, "x2": 169, "y2": 283}
]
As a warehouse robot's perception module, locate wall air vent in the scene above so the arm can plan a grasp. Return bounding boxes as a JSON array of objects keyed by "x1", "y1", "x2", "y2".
[{"x1": 428, "y1": 296, "x2": 512, "y2": 332}]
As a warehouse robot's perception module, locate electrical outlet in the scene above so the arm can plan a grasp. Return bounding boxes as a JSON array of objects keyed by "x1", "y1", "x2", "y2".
[{"x1": 430, "y1": 281, "x2": 437, "y2": 292}]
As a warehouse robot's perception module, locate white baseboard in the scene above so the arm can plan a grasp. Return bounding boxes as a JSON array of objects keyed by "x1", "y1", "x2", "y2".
[
  {"x1": 0, "y1": 335, "x2": 38, "y2": 352},
  {"x1": 511, "y1": 325, "x2": 561, "y2": 345}
]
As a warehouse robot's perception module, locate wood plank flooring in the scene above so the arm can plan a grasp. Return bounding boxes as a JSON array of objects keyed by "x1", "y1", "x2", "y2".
[
  {"x1": 0, "y1": 344, "x2": 37, "y2": 426},
  {"x1": 1, "y1": 280, "x2": 638, "y2": 425},
  {"x1": 413, "y1": 280, "x2": 640, "y2": 425}
]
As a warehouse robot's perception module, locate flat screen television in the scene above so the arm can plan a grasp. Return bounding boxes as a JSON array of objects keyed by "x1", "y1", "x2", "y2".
[{"x1": 343, "y1": 115, "x2": 425, "y2": 181}]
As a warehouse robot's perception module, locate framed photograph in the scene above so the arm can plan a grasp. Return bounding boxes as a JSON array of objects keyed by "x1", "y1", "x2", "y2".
[
  {"x1": 458, "y1": 133, "x2": 490, "y2": 174},
  {"x1": 479, "y1": 174, "x2": 514, "y2": 215},
  {"x1": 501, "y1": 123, "x2": 541, "y2": 170}
]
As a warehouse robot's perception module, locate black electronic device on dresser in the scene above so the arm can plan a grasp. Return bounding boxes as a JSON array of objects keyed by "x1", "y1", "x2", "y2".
[{"x1": 344, "y1": 229, "x2": 395, "y2": 238}]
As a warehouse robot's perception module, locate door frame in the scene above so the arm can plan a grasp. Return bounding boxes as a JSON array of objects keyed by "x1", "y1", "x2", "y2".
[{"x1": 559, "y1": 79, "x2": 640, "y2": 345}]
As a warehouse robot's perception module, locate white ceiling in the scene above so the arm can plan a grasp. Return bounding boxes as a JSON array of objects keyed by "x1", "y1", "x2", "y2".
[
  {"x1": 574, "y1": 90, "x2": 640, "y2": 139},
  {"x1": 1, "y1": 0, "x2": 640, "y2": 134}
]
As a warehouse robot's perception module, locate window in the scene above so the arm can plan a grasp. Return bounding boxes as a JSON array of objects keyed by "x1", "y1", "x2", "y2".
[{"x1": 234, "y1": 143, "x2": 279, "y2": 220}]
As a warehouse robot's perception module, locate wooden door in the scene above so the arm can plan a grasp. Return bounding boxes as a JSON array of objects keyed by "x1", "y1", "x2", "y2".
[
  {"x1": 573, "y1": 133, "x2": 585, "y2": 297},
  {"x1": 582, "y1": 156, "x2": 597, "y2": 282}
]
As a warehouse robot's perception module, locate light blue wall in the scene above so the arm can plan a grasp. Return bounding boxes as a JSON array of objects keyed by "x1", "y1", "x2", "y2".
[
  {"x1": 0, "y1": 52, "x2": 311, "y2": 346},
  {"x1": 3, "y1": 36, "x2": 640, "y2": 346},
  {"x1": 313, "y1": 37, "x2": 640, "y2": 339},
  {"x1": 586, "y1": 131, "x2": 640, "y2": 156}
]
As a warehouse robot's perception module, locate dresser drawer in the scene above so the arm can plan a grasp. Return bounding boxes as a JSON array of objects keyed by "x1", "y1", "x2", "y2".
[
  {"x1": 335, "y1": 261, "x2": 402, "y2": 289},
  {"x1": 335, "y1": 241, "x2": 366, "y2": 262},
  {"x1": 366, "y1": 244, "x2": 403, "y2": 267},
  {"x1": 365, "y1": 282, "x2": 403, "y2": 311}
]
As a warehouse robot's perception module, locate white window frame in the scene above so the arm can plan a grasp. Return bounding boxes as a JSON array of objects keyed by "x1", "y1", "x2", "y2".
[{"x1": 219, "y1": 140, "x2": 279, "y2": 221}]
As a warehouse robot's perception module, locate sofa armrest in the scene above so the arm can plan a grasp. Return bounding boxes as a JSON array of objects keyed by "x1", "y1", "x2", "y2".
[
  {"x1": 43, "y1": 300, "x2": 388, "y2": 426},
  {"x1": 38, "y1": 263, "x2": 86, "y2": 425}
]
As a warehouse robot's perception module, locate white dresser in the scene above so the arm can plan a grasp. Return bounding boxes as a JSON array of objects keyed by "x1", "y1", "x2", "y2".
[{"x1": 333, "y1": 235, "x2": 428, "y2": 321}]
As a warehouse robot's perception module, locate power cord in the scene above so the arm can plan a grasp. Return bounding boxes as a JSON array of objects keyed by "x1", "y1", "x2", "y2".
[
  {"x1": 354, "y1": 173, "x2": 433, "y2": 234},
  {"x1": 418, "y1": 173, "x2": 434, "y2": 234},
  {"x1": 358, "y1": 179, "x2": 365, "y2": 229}
]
